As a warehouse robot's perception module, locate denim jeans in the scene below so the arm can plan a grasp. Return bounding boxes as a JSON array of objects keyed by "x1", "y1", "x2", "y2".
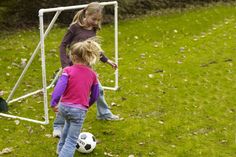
[
  {"x1": 53, "y1": 81, "x2": 112, "y2": 131},
  {"x1": 57, "y1": 104, "x2": 87, "y2": 157}
]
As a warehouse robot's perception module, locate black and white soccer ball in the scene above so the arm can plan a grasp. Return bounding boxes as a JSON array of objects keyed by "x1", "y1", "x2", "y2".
[{"x1": 76, "y1": 132, "x2": 96, "y2": 153}]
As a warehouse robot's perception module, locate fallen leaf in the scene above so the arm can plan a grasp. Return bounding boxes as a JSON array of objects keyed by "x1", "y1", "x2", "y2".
[
  {"x1": 28, "y1": 126, "x2": 33, "y2": 134},
  {"x1": 121, "y1": 97, "x2": 127, "y2": 101},
  {"x1": 139, "y1": 142, "x2": 145, "y2": 145},
  {"x1": 14, "y1": 120, "x2": 20, "y2": 125},
  {"x1": 0, "y1": 147, "x2": 13, "y2": 155},
  {"x1": 25, "y1": 141, "x2": 30, "y2": 144},
  {"x1": 40, "y1": 125, "x2": 46, "y2": 130},
  {"x1": 7, "y1": 66, "x2": 12, "y2": 69},
  {"x1": 45, "y1": 134, "x2": 52, "y2": 138},
  {"x1": 148, "y1": 152, "x2": 156, "y2": 156},
  {"x1": 137, "y1": 67, "x2": 143, "y2": 70},
  {"x1": 111, "y1": 102, "x2": 117, "y2": 106},
  {"x1": 0, "y1": 91, "x2": 3, "y2": 96},
  {"x1": 104, "y1": 152, "x2": 114, "y2": 157},
  {"x1": 148, "y1": 74, "x2": 154, "y2": 78},
  {"x1": 155, "y1": 69, "x2": 163, "y2": 73},
  {"x1": 21, "y1": 58, "x2": 27, "y2": 68}
]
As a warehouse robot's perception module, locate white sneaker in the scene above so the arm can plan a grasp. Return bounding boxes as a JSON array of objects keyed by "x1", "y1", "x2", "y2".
[
  {"x1": 106, "y1": 114, "x2": 120, "y2": 121},
  {"x1": 53, "y1": 129, "x2": 61, "y2": 138},
  {"x1": 97, "y1": 114, "x2": 122, "y2": 121}
]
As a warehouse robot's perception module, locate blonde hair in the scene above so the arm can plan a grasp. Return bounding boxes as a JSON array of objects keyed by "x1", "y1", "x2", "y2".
[
  {"x1": 70, "y1": 39, "x2": 102, "y2": 66},
  {"x1": 70, "y1": 2, "x2": 103, "y2": 29}
]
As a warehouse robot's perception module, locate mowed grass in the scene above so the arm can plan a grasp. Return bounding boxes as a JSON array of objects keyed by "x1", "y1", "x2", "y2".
[{"x1": 0, "y1": 3, "x2": 236, "y2": 157}]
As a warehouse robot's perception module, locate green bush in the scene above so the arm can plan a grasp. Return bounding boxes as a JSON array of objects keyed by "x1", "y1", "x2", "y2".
[{"x1": 0, "y1": 0, "x2": 234, "y2": 29}]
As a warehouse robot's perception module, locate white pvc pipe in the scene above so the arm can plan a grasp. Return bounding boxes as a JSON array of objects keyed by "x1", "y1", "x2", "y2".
[
  {"x1": 114, "y1": 2, "x2": 119, "y2": 90},
  {"x1": 39, "y1": 1, "x2": 117, "y2": 14},
  {"x1": 8, "y1": 89, "x2": 43, "y2": 104},
  {"x1": 39, "y1": 13, "x2": 49, "y2": 124},
  {"x1": 103, "y1": 86, "x2": 118, "y2": 90},
  {"x1": 0, "y1": 113, "x2": 48, "y2": 125}
]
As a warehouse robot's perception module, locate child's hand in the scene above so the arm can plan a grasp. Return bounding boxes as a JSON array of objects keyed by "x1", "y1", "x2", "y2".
[
  {"x1": 107, "y1": 59, "x2": 118, "y2": 70},
  {"x1": 52, "y1": 105, "x2": 59, "y2": 113}
]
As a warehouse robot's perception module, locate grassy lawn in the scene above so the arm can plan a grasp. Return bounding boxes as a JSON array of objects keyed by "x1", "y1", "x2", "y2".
[{"x1": 0, "y1": 3, "x2": 236, "y2": 157}]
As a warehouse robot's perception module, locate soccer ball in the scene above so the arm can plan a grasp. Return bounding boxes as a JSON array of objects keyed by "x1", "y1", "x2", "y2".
[{"x1": 76, "y1": 132, "x2": 96, "y2": 153}]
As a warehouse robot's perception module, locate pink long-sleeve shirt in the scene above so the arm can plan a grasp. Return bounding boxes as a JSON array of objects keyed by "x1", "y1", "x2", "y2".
[{"x1": 51, "y1": 64, "x2": 99, "y2": 109}]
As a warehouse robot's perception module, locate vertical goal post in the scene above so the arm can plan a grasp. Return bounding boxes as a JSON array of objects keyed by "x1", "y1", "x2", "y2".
[{"x1": 0, "y1": 1, "x2": 119, "y2": 125}]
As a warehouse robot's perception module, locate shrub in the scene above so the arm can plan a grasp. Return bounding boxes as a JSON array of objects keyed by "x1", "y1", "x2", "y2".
[{"x1": 0, "y1": 0, "x2": 234, "y2": 29}]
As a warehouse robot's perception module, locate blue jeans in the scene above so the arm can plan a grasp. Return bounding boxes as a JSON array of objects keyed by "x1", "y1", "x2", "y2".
[
  {"x1": 53, "y1": 81, "x2": 112, "y2": 131},
  {"x1": 57, "y1": 104, "x2": 87, "y2": 157}
]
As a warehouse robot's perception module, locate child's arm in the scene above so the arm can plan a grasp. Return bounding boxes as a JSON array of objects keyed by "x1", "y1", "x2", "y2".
[
  {"x1": 51, "y1": 73, "x2": 68, "y2": 112},
  {"x1": 59, "y1": 28, "x2": 75, "y2": 68},
  {"x1": 88, "y1": 83, "x2": 99, "y2": 106},
  {"x1": 99, "y1": 52, "x2": 118, "y2": 70},
  {"x1": 106, "y1": 59, "x2": 118, "y2": 70},
  {"x1": 99, "y1": 51, "x2": 108, "y2": 63}
]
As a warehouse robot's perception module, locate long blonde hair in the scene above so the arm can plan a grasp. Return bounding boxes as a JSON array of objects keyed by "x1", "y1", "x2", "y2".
[
  {"x1": 70, "y1": 2, "x2": 103, "y2": 29},
  {"x1": 70, "y1": 39, "x2": 102, "y2": 66}
]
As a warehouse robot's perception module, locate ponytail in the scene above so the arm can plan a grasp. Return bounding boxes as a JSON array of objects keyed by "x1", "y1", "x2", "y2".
[{"x1": 70, "y1": 9, "x2": 86, "y2": 27}]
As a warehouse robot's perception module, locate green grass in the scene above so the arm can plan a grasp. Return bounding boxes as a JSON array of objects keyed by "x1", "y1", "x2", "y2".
[{"x1": 0, "y1": 3, "x2": 236, "y2": 157}]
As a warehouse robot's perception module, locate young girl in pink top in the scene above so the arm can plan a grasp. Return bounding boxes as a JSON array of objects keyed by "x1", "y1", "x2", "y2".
[
  {"x1": 53, "y1": 2, "x2": 120, "y2": 138},
  {"x1": 51, "y1": 39, "x2": 101, "y2": 157}
]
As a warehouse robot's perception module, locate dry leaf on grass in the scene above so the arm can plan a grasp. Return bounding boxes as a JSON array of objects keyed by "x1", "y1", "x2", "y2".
[{"x1": 0, "y1": 147, "x2": 13, "y2": 155}]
